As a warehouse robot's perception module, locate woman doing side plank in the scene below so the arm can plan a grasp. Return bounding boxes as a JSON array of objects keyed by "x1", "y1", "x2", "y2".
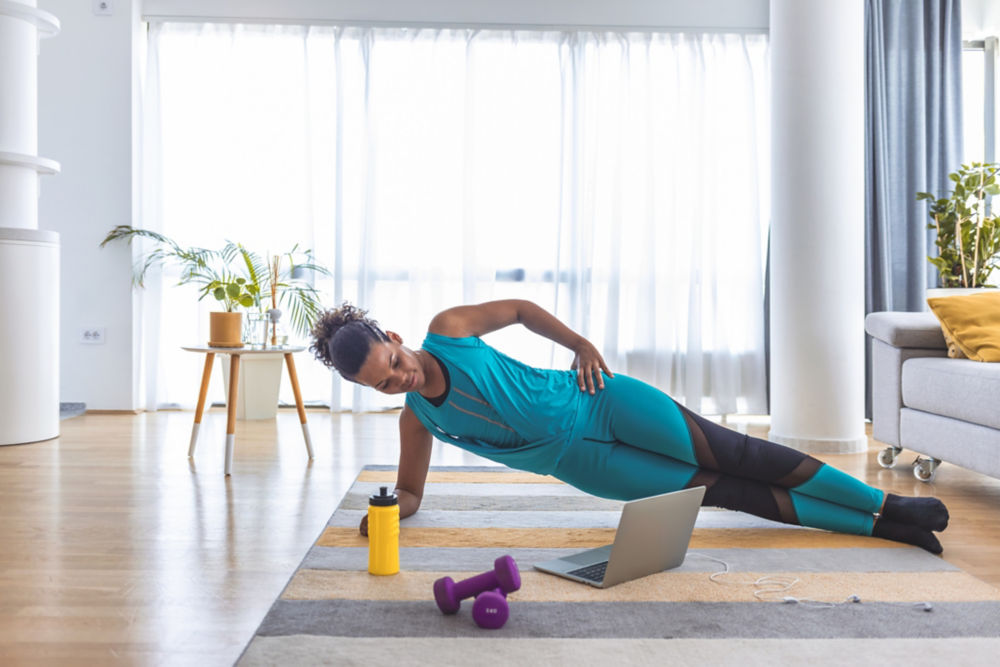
[{"x1": 310, "y1": 300, "x2": 949, "y2": 553}]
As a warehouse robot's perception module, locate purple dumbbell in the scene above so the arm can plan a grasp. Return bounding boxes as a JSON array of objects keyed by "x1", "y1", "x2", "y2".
[
  {"x1": 433, "y1": 555, "x2": 521, "y2": 615},
  {"x1": 472, "y1": 588, "x2": 509, "y2": 629}
]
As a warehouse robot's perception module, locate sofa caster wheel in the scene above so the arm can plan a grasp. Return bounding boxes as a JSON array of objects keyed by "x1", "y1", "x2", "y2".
[
  {"x1": 877, "y1": 446, "x2": 901, "y2": 469},
  {"x1": 912, "y1": 456, "x2": 940, "y2": 482}
]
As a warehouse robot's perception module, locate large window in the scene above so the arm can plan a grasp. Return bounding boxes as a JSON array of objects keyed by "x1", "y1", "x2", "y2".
[
  {"x1": 962, "y1": 38, "x2": 998, "y2": 164},
  {"x1": 143, "y1": 23, "x2": 770, "y2": 415}
]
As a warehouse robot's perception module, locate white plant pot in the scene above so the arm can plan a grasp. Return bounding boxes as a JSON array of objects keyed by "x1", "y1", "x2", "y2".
[{"x1": 218, "y1": 353, "x2": 283, "y2": 420}]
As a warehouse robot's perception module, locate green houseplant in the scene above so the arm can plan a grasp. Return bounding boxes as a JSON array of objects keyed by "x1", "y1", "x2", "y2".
[
  {"x1": 225, "y1": 242, "x2": 331, "y2": 344},
  {"x1": 917, "y1": 162, "x2": 1000, "y2": 289},
  {"x1": 100, "y1": 226, "x2": 330, "y2": 346}
]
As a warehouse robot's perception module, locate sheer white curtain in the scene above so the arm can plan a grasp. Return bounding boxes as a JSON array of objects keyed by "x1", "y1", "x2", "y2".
[{"x1": 143, "y1": 22, "x2": 769, "y2": 415}]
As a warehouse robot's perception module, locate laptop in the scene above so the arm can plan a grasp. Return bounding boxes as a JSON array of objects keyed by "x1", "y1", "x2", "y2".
[{"x1": 533, "y1": 486, "x2": 705, "y2": 588}]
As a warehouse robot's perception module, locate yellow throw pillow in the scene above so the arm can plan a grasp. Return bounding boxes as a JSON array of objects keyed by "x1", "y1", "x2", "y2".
[{"x1": 926, "y1": 291, "x2": 1000, "y2": 362}]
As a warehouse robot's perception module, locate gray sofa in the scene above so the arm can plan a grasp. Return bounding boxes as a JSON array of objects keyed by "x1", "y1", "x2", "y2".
[{"x1": 865, "y1": 311, "x2": 1000, "y2": 482}]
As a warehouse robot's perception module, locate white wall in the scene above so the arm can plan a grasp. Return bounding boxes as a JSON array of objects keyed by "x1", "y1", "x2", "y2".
[
  {"x1": 38, "y1": 0, "x2": 142, "y2": 410},
  {"x1": 35, "y1": 0, "x2": 765, "y2": 411}
]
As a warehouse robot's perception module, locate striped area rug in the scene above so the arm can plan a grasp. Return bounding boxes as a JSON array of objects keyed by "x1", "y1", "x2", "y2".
[{"x1": 240, "y1": 466, "x2": 1000, "y2": 665}]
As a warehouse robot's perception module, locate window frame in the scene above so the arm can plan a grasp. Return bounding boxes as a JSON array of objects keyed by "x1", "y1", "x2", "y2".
[{"x1": 964, "y1": 37, "x2": 998, "y2": 164}]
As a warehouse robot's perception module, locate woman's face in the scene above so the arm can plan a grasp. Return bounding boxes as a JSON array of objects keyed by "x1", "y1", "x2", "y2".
[{"x1": 354, "y1": 333, "x2": 425, "y2": 394}]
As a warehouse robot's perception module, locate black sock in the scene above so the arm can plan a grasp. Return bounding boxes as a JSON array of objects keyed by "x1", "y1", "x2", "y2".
[
  {"x1": 881, "y1": 494, "x2": 949, "y2": 532},
  {"x1": 872, "y1": 517, "x2": 943, "y2": 554}
]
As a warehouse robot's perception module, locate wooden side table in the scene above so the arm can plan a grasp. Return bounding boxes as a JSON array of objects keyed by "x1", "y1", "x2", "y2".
[{"x1": 182, "y1": 345, "x2": 315, "y2": 475}]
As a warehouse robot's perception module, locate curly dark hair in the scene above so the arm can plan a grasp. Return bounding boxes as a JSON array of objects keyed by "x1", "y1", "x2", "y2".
[{"x1": 309, "y1": 303, "x2": 389, "y2": 381}]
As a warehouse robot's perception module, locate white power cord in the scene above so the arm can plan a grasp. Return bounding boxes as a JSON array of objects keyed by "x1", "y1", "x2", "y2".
[
  {"x1": 688, "y1": 552, "x2": 801, "y2": 601},
  {"x1": 686, "y1": 552, "x2": 932, "y2": 612},
  {"x1": 688, "y1": 551, "x2": 800, "y2": 601}
]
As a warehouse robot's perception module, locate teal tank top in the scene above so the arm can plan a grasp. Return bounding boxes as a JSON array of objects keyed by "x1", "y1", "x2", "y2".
[
  {"x1": 404, "y1": 333, "x2": 585, "y2": 475},
  {"x1": 408, "y1": 352, "x2": 527, "y2": 448}
]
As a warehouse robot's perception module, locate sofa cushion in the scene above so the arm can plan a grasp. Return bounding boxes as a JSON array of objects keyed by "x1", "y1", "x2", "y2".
[
  {"x1": 902, "y1": 357, "x2": 1000, "y2": 430},
  {"x1": 927, "y1": 291, "x2": 1000, "y2": 362}
]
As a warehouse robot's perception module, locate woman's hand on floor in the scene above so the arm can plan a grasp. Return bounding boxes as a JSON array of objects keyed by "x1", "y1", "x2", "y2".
[{"x1": 571, "y1": 338, "x2": 614, "y2": 394}]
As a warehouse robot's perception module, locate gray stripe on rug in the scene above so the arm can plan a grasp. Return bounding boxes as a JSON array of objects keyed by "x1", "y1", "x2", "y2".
[
  {"x1": 366, "y1": 465, "x2": 509, "y2": 473},
  {"x1": 329, "y1": 509, "x2": 624, "y2": 528},
  {"x1": 340, "y1": 493, "x2": 629, "y2": 512},
  {"x1": 329, "y1": 508, "x2": 805, "y2": 530},
  {"x1": 256, "y1": 600, "x2": 1000, "y2": 639},
  {"x1": 299, "y1": 546, "x2": 955, "y2": 574},
  {"x1": 352, "y1": 481, "x2": 591, "y2": 497},
  {"x1": 240, "y1": 636, "x2": 1000, "y2": 667}
]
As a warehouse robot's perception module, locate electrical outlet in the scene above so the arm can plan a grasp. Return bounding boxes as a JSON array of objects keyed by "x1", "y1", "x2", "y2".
[
  {"x1": 80, "y1": 327, "x2": 106, "y2": 345},
  {"x1": 93, "y1": 0, "x2": 113, "y2": 16}
]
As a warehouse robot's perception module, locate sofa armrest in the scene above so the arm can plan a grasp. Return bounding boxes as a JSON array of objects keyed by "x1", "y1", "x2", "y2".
[
  {"x1": 864, "y1": 312, "x2": 945, "y2": 349},
  {"x1": 866, "y1": 312, "x2": 948, "y2": 447}
]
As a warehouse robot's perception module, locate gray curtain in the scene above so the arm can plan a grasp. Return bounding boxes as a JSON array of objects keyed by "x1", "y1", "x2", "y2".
[{"x1": 864, "y1": 0, "x2": 963, "y2": 415}]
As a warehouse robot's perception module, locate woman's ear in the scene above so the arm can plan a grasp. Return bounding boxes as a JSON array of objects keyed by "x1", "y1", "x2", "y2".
[{"x1": 386, "y1": 330, "x2": 403, "y2": 344}]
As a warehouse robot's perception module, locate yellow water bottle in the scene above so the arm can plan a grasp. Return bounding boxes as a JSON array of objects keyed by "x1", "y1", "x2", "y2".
[{"x1": 367, "y1": 486, "x2": 400, "y2": 575}]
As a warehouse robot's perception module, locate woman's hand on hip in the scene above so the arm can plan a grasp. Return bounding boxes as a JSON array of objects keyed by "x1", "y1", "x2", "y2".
[{"x1": 571, "y1": 338, "x2": 614, "y2": 394}]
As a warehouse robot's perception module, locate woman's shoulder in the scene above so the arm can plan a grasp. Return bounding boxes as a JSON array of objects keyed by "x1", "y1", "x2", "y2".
[
  {"x1": 425, "y1": 308, "x2": 483, "y2": 343},
  {"x1": 427, "y1": 309, "x2": 472, "y2": 338},
  {"x1": 422, "y1": 330, "x2": 481, "y2": 348}
]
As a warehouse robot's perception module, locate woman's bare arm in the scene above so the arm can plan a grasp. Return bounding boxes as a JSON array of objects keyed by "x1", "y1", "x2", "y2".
[
  {"x1": 359, "y1": 405, "x2": 433, "y2": 536},
  {"x1": 429, "y1": 299, "x2": 613, "y2": 393}
]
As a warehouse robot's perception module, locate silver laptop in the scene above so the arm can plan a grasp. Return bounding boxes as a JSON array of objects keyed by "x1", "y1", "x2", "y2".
[{"x1": 533, "y1": 486, "x2": 705, "y2": 588}]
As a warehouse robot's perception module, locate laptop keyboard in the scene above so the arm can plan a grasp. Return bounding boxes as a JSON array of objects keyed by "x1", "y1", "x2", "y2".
[{"x1": 567, "y1": 561, "x2": 608, "y2": 582}]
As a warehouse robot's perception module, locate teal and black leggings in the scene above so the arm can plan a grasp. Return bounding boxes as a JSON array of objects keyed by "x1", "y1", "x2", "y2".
[{"x1": 553, "y1": 375, "x2": 884, "y2": 536}]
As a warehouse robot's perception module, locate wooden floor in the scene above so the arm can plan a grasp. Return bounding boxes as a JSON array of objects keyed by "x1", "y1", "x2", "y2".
[{"x1": 1, "y1": 410, "x2": 998, "y2": 665}]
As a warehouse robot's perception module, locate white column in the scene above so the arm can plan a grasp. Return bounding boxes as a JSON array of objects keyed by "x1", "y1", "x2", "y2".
[
  {"x1": 768, "y1": 0, "x2": 867, "y2": 454},
  {"x1": 0, "y1": 0, "x2": 61, "y2": 446},
  {"x1": 0, "y1": 0, "x2": 60, "y2": 229}
]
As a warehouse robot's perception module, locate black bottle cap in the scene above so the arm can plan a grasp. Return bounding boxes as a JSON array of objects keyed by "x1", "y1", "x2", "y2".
[{"x1": 369, "y1": 485, "x2": 398, "y2": 506}]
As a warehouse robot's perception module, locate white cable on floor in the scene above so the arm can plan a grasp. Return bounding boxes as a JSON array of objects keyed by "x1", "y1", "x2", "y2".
[
  {"x1": 686, "y1": 552, "x2": 933, "y2": 611},
  {"x1": 688, "y1": 552, "x2": 801, "y2": 601}
]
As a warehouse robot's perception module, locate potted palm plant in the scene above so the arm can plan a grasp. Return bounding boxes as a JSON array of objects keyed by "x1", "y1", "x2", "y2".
[
  {"x1": 917, "y1": 162, "x2": 1000, "y2": 294},
  {"x1": 100, "y1": 226, "x2": 330, "y2": 347},
  {"x1": 101, "y1": 226, "x2": 263, "y2": 347},
  {"x1": 225, "y1": 242, "x2": 331, "y2": 346},
  {"x1": 101, "y1": 226, "x2": 332, "y2": 419}
]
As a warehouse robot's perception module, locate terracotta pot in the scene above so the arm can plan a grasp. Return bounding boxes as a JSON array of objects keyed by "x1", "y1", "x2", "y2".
[{"x1": 209, "y1": 311, "x2": 244, "y2": 348}]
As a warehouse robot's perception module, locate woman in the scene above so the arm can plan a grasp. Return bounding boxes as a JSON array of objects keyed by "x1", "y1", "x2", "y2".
[{"x1": 311, "y1": 299, "x2": 949, "y2": 553}]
